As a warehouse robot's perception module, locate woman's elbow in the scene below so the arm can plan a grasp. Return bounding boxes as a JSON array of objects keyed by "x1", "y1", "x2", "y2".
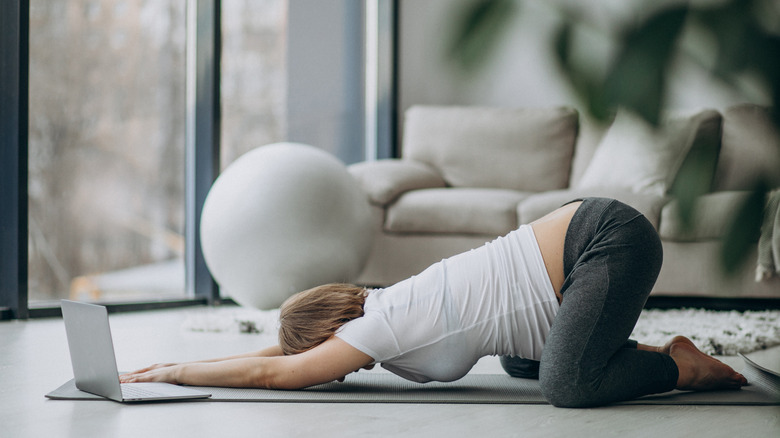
[{"x1": 249, "y1": 368, "x2": 287, "y2": 389}]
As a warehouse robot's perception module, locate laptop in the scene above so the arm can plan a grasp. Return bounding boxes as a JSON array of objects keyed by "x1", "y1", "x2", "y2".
[{"x1": 60, "y1": 300, "x2": 211, "y2": 402}]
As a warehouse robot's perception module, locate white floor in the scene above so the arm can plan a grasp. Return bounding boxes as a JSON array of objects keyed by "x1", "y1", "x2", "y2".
[{"x1": 2, "y1": 306, "x2": 778, "y2": 438}]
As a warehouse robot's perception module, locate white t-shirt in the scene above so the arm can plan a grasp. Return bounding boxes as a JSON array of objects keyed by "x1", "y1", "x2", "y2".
[{"x1": 335, "y1": 225, "x2": 559, "y2": 383}]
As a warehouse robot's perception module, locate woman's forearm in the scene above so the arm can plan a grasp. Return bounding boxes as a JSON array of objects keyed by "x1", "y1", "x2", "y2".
[
  {"x1": 121, "y1": 346, "x2": 285, "y2": 386},
  {"x1": 175, "y1": 357, "x2": 277, "y2": 388},
  {"x1": 122, "y1": 337, "x2": 372, "y2": 390},
  {"x1": 190, "y1": 345, "x2": 283, "y2": 364}
]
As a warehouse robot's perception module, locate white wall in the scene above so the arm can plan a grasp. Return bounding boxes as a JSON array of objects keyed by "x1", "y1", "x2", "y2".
[
  {"x1": 398, "y1": 0, "x2": 769, "y2": 118},
  {"x1": 287, "y1": 0, "x2": 365, "y2": 164}
]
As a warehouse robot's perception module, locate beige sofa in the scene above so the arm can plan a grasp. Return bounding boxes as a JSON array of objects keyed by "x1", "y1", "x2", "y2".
[{"x1": 349, "y1": 104, "x2": 780, "y2": 300}]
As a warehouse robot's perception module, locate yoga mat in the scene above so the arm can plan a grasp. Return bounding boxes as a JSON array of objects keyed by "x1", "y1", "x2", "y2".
[{"x1": 46, "y1": 373, "x2": 779, "y2": 405}]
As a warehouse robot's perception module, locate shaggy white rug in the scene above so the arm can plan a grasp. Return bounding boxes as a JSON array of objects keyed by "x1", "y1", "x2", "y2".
[
  {"x1": 630, "y1": 308, "x2": 780, "y2": 355},
  {"x1": 182, "y1": 307, "x2": 780, "y2": 356},
  {"x1": 182, "y1": 307, "x2": 280, "y2": 336}
]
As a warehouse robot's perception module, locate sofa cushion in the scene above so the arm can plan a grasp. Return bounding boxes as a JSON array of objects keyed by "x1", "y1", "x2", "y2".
[
  {"x1": 385, "y1": 188, "x2": 529, "y2": 236},
  {"x1": 577, "y1": 109, "x2": 721, "y2": 196},
  {"x1": 659, "y1": 191, "x2": 752, "y2": 241},
  {"x1": 517, "y1": 189, "x2": 668, "y2": 229},
  {"x1": 714, "y1": 104, "x2": 780, "y2": 191},
  {"x1": 402, "y1": 106, "x2": 578, "y2": 191},
  {"x1": 348, "y1": 159, "x2": 446, "y2": 206}
]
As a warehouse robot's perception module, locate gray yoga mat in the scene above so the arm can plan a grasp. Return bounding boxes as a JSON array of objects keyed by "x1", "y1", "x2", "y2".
[{"x1": 46, "y1": 373, "x2": 779, "y2": 405}]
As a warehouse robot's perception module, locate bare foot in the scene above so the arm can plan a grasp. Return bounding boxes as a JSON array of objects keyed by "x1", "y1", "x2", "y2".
[
  {"x1": 669, "y1": 340, "x2": 748, "y2": 391},
  {"x1": 659, "y1": 335, "x2": 697, "y2": 355}
]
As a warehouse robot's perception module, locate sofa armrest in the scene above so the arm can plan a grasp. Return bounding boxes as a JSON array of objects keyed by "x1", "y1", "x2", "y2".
[
  {"x1": 659, "y1": 191, "x2": 753, "y2": 241},
  {"x1": 348, "y1": 159, "x2": 447, "y2": 206}
]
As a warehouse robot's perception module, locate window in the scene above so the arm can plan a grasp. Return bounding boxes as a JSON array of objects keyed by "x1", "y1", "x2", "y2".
[
  {"x1": 221, "y1": 0, "x2": 287, "y2": 169},
  {"x1": 0, "y1": 0, "x2": 396, "y2": 319},
  {"x1": 27, "y1": 1, "x2": 188, "y2": 306}
]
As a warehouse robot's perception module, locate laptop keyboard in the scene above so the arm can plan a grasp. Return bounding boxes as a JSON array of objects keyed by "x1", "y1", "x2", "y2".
[{"x1": 121, "y1": 384, "x2": 170, "y2": 399}]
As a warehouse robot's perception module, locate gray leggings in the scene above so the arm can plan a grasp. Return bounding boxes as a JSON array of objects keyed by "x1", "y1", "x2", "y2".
[{"x1": 506, "y1": 198, "x2": 679, "y2": 407}]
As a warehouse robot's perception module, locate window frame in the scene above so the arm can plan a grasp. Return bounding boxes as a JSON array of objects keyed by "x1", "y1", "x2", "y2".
[
  {"x1": 0, "y1": 0, "x2": 30, "y2": 320},
  {"x1": 186, "y1": 0, "x2": 221, "y2": 306},
  {"x1": 365, "y1": 0, "x2": 399, "y2": 161}
]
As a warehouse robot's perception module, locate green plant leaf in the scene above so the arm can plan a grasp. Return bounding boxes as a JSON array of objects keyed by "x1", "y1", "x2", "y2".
[
  {"x1": 668, "y1": 125, "x2": 721, "y2": 230},
  {"x1": 603, "y1": 6, "x2": 689, "y2": 126},
  {"x1": 553, "y1": 23, "x2": 611, "y2": 122},
  {"x1": 756, "y1": 35, "x2": 780, "y2": 128},
  {"x1": 692, "y1": 0, "x2": 756, "y2": 75},
  {"x1": 691, "y1": 0, "x2": 780, "y2": 127},
  {"x1": 446, "y1": 0, "x2": 518, "y2": 74},
  {"x1": 720, "y1": 182, "x2": 769, "y2": 275}
]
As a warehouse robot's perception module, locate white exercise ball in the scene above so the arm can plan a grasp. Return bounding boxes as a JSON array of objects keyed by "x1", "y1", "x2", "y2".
[{"x1": 200, "y1": 143, "x2": 373, "y2": 309}]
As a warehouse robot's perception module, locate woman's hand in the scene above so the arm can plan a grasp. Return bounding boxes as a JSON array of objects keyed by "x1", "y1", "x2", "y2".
[{"x1": 119, "y1": 363, "x2": 180, "y2": 384}]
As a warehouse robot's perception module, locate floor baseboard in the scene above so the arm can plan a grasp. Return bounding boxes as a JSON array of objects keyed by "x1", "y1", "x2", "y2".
[{"x1": 646, "y1": 296, "x2": 780, "y2": 311}]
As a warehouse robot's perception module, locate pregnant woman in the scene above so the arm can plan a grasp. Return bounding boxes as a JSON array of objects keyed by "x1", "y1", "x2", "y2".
[{"x1": 121, "y1": 198, "x2": 746, "y2": 408}]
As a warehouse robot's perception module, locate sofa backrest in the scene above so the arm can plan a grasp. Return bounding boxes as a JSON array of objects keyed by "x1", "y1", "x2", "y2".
[
  {"x1": 714, "y1": 104, "x2": 780, "y2": 191},
  {"x1": 401, "y1": 106, "x2": 578, "y2": 192}
]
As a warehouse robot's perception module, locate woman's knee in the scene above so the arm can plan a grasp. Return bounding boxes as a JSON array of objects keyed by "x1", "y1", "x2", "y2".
[
  {"x1": 539, "y1": 354, "x2": 612, "y2": 408},
  {"x1": 539, "y1": 366, "x2": 601, "y2": 408}
]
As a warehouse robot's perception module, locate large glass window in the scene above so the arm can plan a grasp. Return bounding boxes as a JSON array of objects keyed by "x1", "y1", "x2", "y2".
[
  {"x1": 28, "y1": 1, "x2": 187, "y2": 305},
  {"x1": 21, "y1": 0, "x2": 376, "y2": 310},
  {"x1": 221, "y1": 0, "x2": 287, "y2": 169}
]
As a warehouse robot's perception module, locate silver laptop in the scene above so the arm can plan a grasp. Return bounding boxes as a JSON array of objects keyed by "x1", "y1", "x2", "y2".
[{"x1": 61, "y1": 300, "x2": 211, "y2": 402}]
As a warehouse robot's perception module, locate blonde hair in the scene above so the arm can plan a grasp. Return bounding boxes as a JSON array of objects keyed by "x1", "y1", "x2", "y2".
[{"x1": 278, "y1": 283, "x2": 367, "y2": 355}]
